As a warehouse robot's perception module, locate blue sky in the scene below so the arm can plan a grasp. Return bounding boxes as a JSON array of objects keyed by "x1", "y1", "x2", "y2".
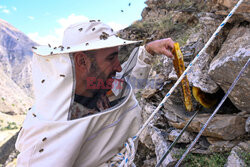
[{"x1": 0, "y1": 0, "x2": 146, "y2": 45}]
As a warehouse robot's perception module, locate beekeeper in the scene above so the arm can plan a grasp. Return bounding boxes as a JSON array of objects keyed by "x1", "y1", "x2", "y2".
[{"x1": 15, "y1": 21, "x2": 174, "y2": 167}]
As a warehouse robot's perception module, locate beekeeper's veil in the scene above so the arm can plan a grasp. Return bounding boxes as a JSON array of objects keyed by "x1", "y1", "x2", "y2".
[{"x1": 15, "y1": 21, "x2": 143, "y2": 167}]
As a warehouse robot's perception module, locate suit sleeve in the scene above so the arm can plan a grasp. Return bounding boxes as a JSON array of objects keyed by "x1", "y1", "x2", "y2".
[{"x1": 127, "y1": 45, "x2": 153, "y2": 90}]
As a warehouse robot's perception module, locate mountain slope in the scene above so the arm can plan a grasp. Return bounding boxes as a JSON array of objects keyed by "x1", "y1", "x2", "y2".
[
  {"x1": 0, "y1": 18, "x2": 36, "y2": 97},
  {"x1": 0, "y1": 66, "x2": 33, "y2": 114}
]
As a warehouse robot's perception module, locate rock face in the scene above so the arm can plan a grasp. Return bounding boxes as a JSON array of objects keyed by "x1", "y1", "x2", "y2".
[
  {"x1": 215, "y1": 0, "x2": 250, "y2": 13},
  {"x1": 207, "y1": 137, "x2": 239, "y2": 152},
  {"x1": 0, "y1": 132, "x2": 19, "y2": 164},
  {"x1": 150, "y1": 127, "x2": 178, "y2": 167},
  {"x1": 119, "y1": 0, "x2": 250, "y2": 166},
  {"x1": 0, "y1": 18, "x2": 36, "y2": 97},
  {"x1": 225, "y1": 143, "x2": 248, "y2": 167},
  {"x1": 0, "y1": 19, "x2": 34, "y2": 114},
  {"x1": 0, "y1": 67, "x2": 33, "y2": 114},
  {"x1": 168, "y1": 129, "x2": 194, "y2": 143},
  {"x1": 209, "y1": 23, "x2": 250, "y2": 112},
  {"x1": 246, "y1": 117, "x2": 250, "y2": 133},
  {"x1": 169, "y1": 114, "x2": 246, "y2": 140}
]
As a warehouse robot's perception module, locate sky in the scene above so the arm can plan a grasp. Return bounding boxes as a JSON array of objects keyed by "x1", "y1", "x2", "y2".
[{"x1": 0, "y1": 0, "x2": 147, "y2": 45}]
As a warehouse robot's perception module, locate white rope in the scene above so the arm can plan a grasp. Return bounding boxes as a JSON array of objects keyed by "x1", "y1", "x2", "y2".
[
  {"x1": 109, "y1": 0, "x2": 244, "y2": 166},
  {"x1": 108, "y1": 138, "x2": 136, "y2": 167}
]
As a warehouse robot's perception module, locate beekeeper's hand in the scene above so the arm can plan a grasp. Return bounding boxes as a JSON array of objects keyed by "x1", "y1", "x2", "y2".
[{"x1": 145, "y1": 38, "x2": 175, "y2": 59}]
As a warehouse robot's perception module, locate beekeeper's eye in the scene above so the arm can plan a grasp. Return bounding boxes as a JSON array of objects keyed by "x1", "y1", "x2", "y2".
[{"x1": 106, "y1": 52, "x2": 117, "y2": 61}]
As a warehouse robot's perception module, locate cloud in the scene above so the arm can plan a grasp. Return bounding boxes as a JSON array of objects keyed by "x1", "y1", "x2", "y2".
[
  {"x1": 55, "y1": 14, "x2": 88, "y2": 38},
  {"x1": 27, "y1": 13, "x2": 128, "y2": 46},
  {"x1": 28, "y1": 32, "x2": 61, "y2": 46},
  {"x1": 12, "y1": 7, "x2": 17, "y2": 11},
  {"x1": 28, "y1": 14, "x2": 88, "y2": 45},
  {"x1": 2, "y1": 9, "x2": 10, "y2": 14},
  {"x1": 0, "y1": 5, "x2": 6, "y2": 9},
  {"x1": 28, "y1": 16, "x2": 35, "y2": 20}
]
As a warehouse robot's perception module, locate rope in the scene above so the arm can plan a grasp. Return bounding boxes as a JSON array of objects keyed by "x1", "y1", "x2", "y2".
[
  {"x1": 175, "y1": 58, "x2": 249, "y2": 167},
  {"x1": 109, "y1": 0, "x2": 244, "y2": 166},
  {"x1": 108, "y1": 138, "x2": 136, "y2": 167}
]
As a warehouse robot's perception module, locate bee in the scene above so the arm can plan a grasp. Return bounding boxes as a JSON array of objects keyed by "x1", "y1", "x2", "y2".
[
  {"x1": 54, "y1": 47, "x2": 57, "y2": 49},
  {"x1": 111, "y1": 28, "x2": 114, "y2": 32},
  {"x1": 41, "y1": 79, "x2": 45, "y2": 83},
  {"x1": 121, "y1": 10, "x2": 124, "y2": 12},
  {"x1": 39, "y1": 149, "x2": 44, "y2": 153},
  {"x1": 32, "y1": 46, "x2": 37, "y2": 49},
  {"x1": 50, "y1": 51, "x2": 53, "y2": 55},
  {"x1": 100, "y1": 32, "x2": 109, "y2": 40},
  {"x1": 103, "y1": 32, "x2": 109, "y2": 36},
  {"x1": 98, "y1": 19, "x2": 100, "y2": 22},
  {"x1": 32, "y1": 113, "x2": 37, "y2": 117},
  {"x1": 48, "y1": 44, "x2": 51, "y2": 47},
  {"x1": 86, "y1": 43, "x2": 89, "y2": 46},
  {"x1": 28, "y1": 107, "x2": 31, "y2": 110},
  {"x1": 89, "y1": 20, "x2": 96, "y2": 22},
  {"x1": 129, "y1": 3, "x2": 131, "y2": 6},
  {"x1": 67, "y1": 47, "x2": 70, "y2": 49},
  {"x1": 60, "y1": 74, "x2": 65, "y2": 77},
  {"x1": 123, "y1": 41, "x2": 126, "y2": 44},
  {"x1": 92, "y1": 27, "x2": 95, "y2": 31},
  {"x1": 42, "y1": 137, "x2": 47, "y2": 142},
  {"x1": 60, "y1": 46, "x2": 64, "y2": 51},
  {"x1": 79, "y1": 28, "x2": 83, "y2": 32}
]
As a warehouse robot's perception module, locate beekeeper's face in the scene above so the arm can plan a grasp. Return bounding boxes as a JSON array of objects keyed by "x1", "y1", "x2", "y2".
[{"x1": 74, "y1": 46, "x2": 122, "y2": 96}]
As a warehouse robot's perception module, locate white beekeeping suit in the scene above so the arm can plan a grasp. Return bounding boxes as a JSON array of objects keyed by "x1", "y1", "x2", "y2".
[{"x1": 15, "y1": 21, "x2": 153, "y2": 167}]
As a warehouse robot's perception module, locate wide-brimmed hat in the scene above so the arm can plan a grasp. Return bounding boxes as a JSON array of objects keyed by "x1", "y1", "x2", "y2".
[{"x1": 32, "y1": 21, "x2": 140, "y2": 56}]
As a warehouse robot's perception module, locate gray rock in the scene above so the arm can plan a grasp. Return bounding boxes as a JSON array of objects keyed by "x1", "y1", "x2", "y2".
[
  {"x1": 186, "y1": 13, "x2": 232, "y2": 94},
  {"x1": 207, "y1": 137, "x2": 239, "y2": 153},
  {"x1": 168, "y1": 129, "x2": 194, "y2": 144},
  {"x1": 163, "y1": 97, "x2": 191, "y2": 124},
  {"x1": 225, "y1": 145, "x2": 247, "y2": 167},
  {"x1": 169, "y1": 114, "x2": 246, "y2": 140},
  {"x1": 150, "y1": 127, "x2": 178, "y2": 167},
  {"x1": 215, "y1": 0, "x2": 250, "y2": 13},
  {"x1": 245, "y1": 117, "x2": 250, "y2": 133},
  {"x1": 142, "y1": 158, "x2": 156, "y2": 167},
  {"x1": 139, "y1": 126, "x2": 155, "y2": 151},
  {"x1": 209, "y1": 24, "x2": 250, "y2": 112},
  {"x1": 0, "y1": 132, "x2": 18, "y2": 164},
  {"x1": 188, "y1": 52, "x2": 219, "y2": 93},
  {"x1": 238, "y1": 141, "x2": 250, "y2": 152}
]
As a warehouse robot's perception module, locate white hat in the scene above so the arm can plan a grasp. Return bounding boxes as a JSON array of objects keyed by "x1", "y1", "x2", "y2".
[{"x1": 32, "y1": 21, "x2": 140, "y2": 56}]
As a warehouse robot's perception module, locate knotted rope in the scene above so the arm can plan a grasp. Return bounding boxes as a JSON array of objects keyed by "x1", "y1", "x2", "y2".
[{"x1": 108, "y1": 137, "x2": 136, "y2": 167}]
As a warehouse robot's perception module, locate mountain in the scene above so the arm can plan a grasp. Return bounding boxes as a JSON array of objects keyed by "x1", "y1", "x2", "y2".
[
  {"x1": 0, "y1": 18, "x2": 35, "y2": 114},
  {"x1": 0, "y1": 18, "x2": 36, "y2": 97},
  {"x1": 0, "y1": 66, "x2": 33, "y2": 114}
]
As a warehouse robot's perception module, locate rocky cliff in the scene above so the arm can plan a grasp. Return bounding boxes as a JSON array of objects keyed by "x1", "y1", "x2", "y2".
[
  {"x1": 119, "y1": 0, "x2": 249, "y2": 166},
  {"x1": 0, "y1": 18, "x2": 36, "y2": 97},
  {"x1": 0, "y1": 18, "x2": 34, "y2": 114}
]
